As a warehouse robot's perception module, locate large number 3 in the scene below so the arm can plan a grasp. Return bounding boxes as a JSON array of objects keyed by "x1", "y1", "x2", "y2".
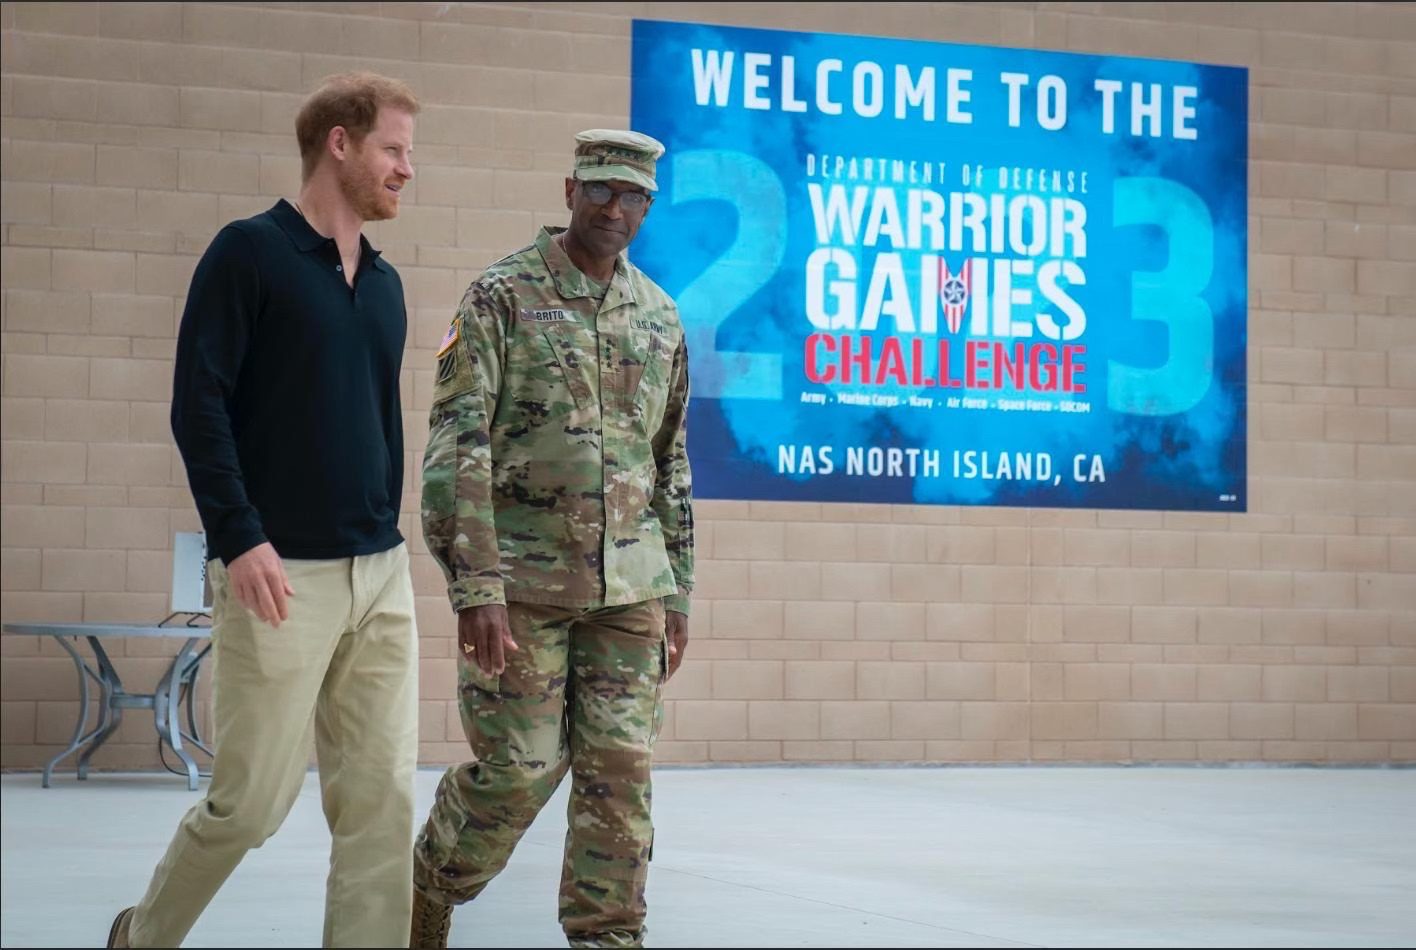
[
  {"x1": 667, "y1": 150, "x2": 788, "y2": 399},
  {"x1": 1108, "y1": 177, "x2": 1216, "y2": 417}
]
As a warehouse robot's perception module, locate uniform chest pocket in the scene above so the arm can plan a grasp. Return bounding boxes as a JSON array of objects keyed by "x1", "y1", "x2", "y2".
[
  {"x1": 505, "y1": 316, "x2": 595, "y2": 413},
  {"x1": 540, "y1": 325, "x2": 595, "y2": 409},
  {"x1": 626, "y1": 327, "x2": 673, "y2": 427}
]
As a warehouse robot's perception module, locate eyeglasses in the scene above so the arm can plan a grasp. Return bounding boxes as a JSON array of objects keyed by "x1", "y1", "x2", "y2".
[{"x1": 580, "y1": 181, "x2": 652, "y2": 212}]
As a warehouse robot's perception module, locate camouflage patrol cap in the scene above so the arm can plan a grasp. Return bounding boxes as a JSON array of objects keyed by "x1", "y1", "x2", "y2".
[{"x1": 572, "y1": 129, "x2": 665, "y2": 192}]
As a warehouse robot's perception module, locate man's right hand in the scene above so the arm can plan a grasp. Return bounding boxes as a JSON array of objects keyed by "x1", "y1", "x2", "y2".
[
  {"x1": 226, "y1": 542, "x2": 295, "y2": 627},
  {"x1": 458, "y1": 604, "x2": 518, "y2": 675}
]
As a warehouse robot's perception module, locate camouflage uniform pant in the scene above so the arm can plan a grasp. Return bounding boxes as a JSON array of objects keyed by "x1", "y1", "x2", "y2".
[{"x1": 414, "y1": 599, "x2": 667, "y2": 948}]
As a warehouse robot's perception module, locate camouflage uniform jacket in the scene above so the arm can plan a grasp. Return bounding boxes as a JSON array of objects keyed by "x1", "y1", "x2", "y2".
[{"x1": 424, "y1": 227, "x2": 694, "y2": 615}]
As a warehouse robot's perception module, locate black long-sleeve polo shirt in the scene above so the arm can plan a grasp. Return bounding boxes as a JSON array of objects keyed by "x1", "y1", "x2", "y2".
[{"x1": 171, "y1": 199, "x2": 406, "y2": 565}]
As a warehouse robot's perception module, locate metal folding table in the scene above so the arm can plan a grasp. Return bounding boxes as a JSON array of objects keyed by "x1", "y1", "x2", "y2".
[{"x1": 2, "y1": 621, "x2": 213, "y2": 790}]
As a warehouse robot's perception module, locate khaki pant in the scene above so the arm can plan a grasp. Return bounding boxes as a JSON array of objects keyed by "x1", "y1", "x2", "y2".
[
  {"x1": 413, "y1": 600, "x2": 666, "y2": 948},
  {"x1": 129, "y1": 543, "x2": 419, "y2": 948}
]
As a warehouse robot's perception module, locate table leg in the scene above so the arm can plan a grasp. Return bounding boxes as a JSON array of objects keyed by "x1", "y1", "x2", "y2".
[
  {"x1": 42, "y1": 636, "x2": 105, "y2": 788},
  {"x1": 180, "y1": 643, "x2": 214, "y2": 757},
  {"x1": 76, "y1": 637, "x2": 125, "y2": 780},
  {"x1": 154, "y1": 638, "x2": 206, "y2": 791}
]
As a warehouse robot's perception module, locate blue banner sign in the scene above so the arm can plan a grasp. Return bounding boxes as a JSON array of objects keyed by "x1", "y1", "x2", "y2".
[{"x1": 630, "y1": 19, "x2": 1248, "y2": 511}]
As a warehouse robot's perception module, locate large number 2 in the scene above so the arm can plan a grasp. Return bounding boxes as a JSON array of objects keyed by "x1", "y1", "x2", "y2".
[
  {"x1": 668, "y1": 150, "x2": 787, "y2": 399},
  {"x1": 1107, "y1": 177, "x2": 1215, "y2": 417}
]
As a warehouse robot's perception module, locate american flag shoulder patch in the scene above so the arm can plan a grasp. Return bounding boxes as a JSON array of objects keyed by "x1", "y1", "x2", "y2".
[{"x1": 436, "y1": 320, "x2": 459, "y2": 358}]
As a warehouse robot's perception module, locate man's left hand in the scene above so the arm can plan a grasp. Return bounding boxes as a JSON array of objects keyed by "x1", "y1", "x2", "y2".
[{"x1": 665, "y1": 610, "x2": 689, "y2": 680}]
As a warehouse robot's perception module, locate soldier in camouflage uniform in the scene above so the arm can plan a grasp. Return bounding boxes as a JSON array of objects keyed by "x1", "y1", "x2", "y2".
[{"x1": 409, "y1": 130, "x2": 693, "y2": 949}]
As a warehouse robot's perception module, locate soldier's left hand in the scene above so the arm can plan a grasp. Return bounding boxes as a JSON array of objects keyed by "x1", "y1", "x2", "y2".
[{"x1": 665, "y1": 610, "x2": 689, "y2": 680}]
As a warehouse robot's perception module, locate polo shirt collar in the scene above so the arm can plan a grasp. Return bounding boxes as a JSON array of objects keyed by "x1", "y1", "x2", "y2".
[{"x1": 271, "y1": 199, "x2": 387, "y2": 272}]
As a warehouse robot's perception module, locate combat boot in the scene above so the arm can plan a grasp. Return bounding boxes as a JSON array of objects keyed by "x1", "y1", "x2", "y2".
[
  {"x1": 409, "y1": 889, "x2": 452, "y2": 949},
  {"x1": 106, "y1": 907, "x2": 134, "y2": 948}
]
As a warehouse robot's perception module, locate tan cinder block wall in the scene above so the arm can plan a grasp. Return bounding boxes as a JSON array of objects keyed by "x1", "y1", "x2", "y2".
[{"x1": 2, "y1": 2, "x2": 1413, "y2": 771}]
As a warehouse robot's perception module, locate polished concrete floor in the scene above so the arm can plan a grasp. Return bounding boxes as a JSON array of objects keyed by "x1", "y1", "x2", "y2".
[{"x1": 1, "y1": 766, "x2": 1413, "y2": 948}]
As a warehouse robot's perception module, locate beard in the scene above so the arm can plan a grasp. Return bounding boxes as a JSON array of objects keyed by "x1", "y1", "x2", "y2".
[{"x1": 338, "y1": 154, "x2": 399, "y2": 222}]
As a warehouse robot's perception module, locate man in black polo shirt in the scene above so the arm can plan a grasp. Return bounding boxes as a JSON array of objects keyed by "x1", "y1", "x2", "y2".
[{"x1": 107, "y1": 72, "x2": 421, "y2": 949}]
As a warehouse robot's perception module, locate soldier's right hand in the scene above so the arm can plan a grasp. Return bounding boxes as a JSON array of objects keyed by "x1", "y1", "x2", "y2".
[
  {"x1": 227, "y1": 542, "x2": 295, "y2": 628},
  {"x1": 459, "y1": 604, "x2": 517, "y2": 675}
]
